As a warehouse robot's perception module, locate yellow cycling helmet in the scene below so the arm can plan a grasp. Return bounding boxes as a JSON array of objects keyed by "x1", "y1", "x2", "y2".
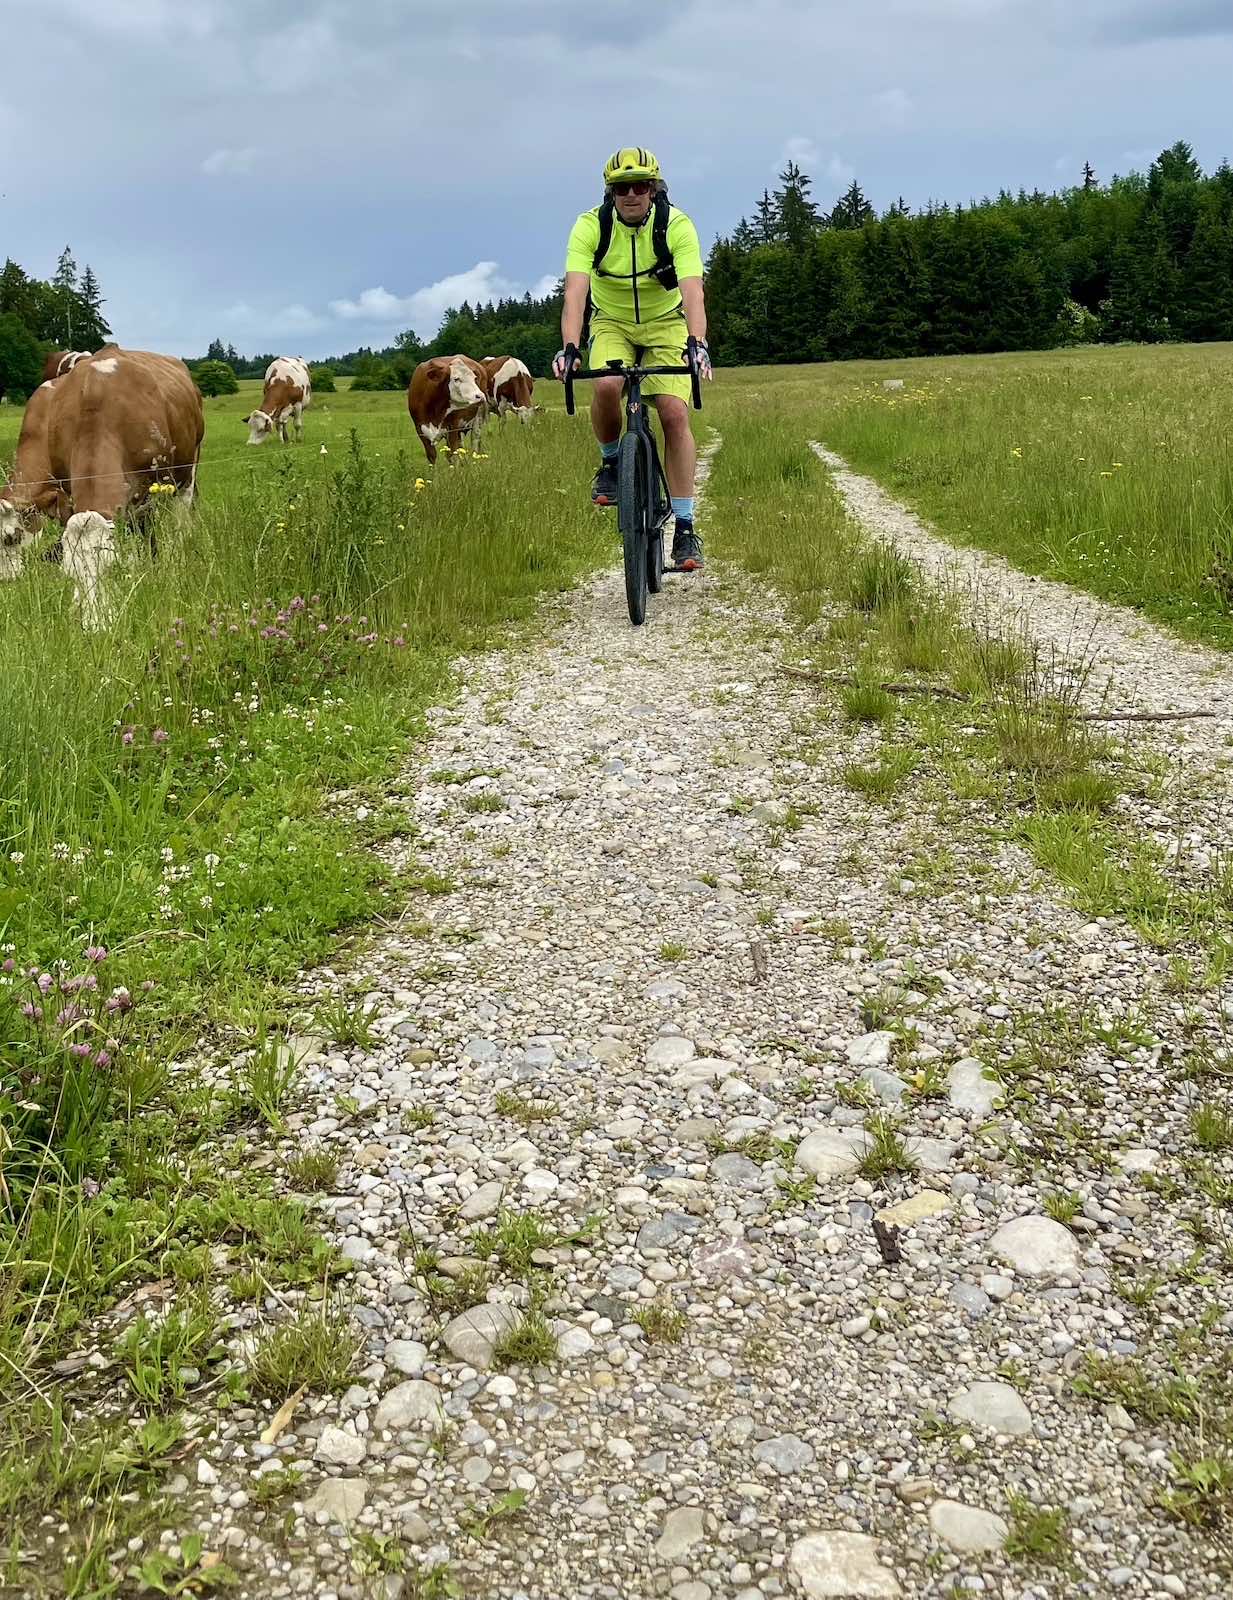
[{"x1": 603, "y1": 147, "x2": 662, "y2": 185}]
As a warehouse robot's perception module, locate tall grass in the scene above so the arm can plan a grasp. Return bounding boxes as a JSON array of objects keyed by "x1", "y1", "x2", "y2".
[
  {"x1": 0, "y1": 383, "x2": 606, "y2": 1380},
  {"x1": 803, "y1": 343, "x2": 1233, "y2": 649}
]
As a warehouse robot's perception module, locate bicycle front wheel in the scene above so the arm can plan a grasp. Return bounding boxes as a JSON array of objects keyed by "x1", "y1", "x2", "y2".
[{"x1": 618, "y1": 431, "x2": 649, "y2": 626}]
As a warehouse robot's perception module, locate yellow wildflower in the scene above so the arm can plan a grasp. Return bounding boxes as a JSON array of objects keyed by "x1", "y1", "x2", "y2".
[
  {"x1": 1011, "y1": 447, "x2": 1022, "y2": 459},
  {"x1": 414, "y1": 478, "x2": 427, "y2": 491},
  {"x1": 1100, "y1": 470, "x2": 1113, "y2": 478}
]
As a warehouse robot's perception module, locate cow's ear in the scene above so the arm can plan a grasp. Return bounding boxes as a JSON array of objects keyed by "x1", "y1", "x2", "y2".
[{"x1": 241, "y1": 413, "x2": 251, "y2": 422}]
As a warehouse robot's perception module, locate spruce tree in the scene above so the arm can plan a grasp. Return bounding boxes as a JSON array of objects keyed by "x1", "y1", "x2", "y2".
[
  {"x1": 775, "y1": 161, "x2": 821, "y2": 248},
  {"x1": 754, "y1": 190, "x2": 778, "y2": 245},
  {"x1": 77, "y1": 265, "x2": 110, "y2": 346},
  {"x1": 829, "y1": 180, "x2": 873, "y2": 231},
  {"x1": 52, "y1": 245, "x2": 79, "y2": 345},
  {"x1": 1181, "y1": 205, "x2": 1233, "y2": 339}
]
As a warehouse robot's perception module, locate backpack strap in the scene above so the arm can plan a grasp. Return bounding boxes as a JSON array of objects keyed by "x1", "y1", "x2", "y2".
[
  {"x1": 591, "y1": 197, "x2": 616, "y2": 274},
  {"x1": 592, "y1": 191, "x2": 679, "y2": 289},
  {"x1": 650, "y1": 192, "x2": 678, "y2": 289}
]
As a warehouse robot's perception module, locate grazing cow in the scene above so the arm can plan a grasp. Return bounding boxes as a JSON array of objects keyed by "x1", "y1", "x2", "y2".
[
  {"x1": 244, "y1": 356, "x2": 311, "y2": 445},
  {"x1": 41, "y1": 350, "x2": 92, "y2": 383},
  {"x1": 481, "y1": 355, "x2": 535, "y2": 422},
  {"x1": 0, "y1": 378, "x2": 70, "y2": 579},
  {"x1": 36, "y1": 347, "x2": 203, "y2": 626},
  {"x1": 407, "y1": 355, "x2": 489, "y2": 465}
]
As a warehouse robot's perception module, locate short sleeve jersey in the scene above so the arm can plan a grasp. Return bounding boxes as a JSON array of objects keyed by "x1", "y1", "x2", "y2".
[{"x1": 565, "y1": 202, "x2": 704, "y2": 326}]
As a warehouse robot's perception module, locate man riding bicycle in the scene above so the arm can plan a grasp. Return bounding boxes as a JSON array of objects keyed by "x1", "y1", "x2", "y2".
[{"x1": 553, "y1": 147, "x2": 713, "y2": 572}]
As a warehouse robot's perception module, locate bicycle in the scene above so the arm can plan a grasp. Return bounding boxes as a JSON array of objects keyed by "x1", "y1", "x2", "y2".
[{"x1": 561, "y1": 339, "x2": 703, "y2": 626}]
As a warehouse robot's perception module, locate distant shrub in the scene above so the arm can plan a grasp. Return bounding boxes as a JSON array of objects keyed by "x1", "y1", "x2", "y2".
[
  {"x1": 1056, "y1": 298, "x2": 1101, "y2": 346},
  {"x1": 308, "y1": 364, "x2": 336, "y2": 393},
  {"x1": 192, "y1": 359, "x2": 239, "y2": 397},
  {"x1": 349, "y1": 364, "x2": 402, "y2": 392}
]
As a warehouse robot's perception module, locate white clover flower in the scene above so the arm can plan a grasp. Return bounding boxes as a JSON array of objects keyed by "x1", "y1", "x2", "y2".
[{"x1": 9, "y1": 852, "x2": 24, "y2": 864}]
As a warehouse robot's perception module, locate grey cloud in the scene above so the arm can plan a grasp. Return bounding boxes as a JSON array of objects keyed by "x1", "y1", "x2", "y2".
[
  {"x1": 4, "y1": 0, "x2": 1231, "y2": 357},
  {"x1": 1100, "y1": 2, "x2": 1233, "y2": 43}
]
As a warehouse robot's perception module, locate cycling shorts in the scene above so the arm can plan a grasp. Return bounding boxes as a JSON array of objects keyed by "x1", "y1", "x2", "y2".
[{"x1": 588, "y1": 310, "x2": 692, "y2": 403}]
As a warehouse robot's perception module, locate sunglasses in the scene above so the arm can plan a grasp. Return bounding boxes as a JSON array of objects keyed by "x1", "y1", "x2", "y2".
[{"x1": 611, "y1": 180, "x2": 654, "y2": 196}]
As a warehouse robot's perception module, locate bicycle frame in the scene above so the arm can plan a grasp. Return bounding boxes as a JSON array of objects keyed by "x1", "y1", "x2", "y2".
[{"x1": 562, "y1": 348, "x2": 703, "y2": 622}]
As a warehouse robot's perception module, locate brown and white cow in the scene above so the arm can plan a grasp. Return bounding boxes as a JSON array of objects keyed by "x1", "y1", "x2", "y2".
[
  {"x1": 407, "y1": 355, "x2": 488, "y2": 465},
  {"x1": 18, "y1": 347, "x2": 203, "y2": 626},
  {"x1": 0, "y1": 377, "x2": 70, "y2": 579},
  {"x1": 244, "y1": 356, "x2": 311, "y2": 445},
  {"x1": 481, "y1": 355, "x2": 535, "y2": 422},
  {"x1": 41, "y1": 350, "x2": 92, "y2": 383}
]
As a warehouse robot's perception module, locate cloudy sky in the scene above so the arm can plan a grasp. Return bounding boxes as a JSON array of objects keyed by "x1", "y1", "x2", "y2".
[{"x1": 3, "y1": 0, "x2": 1230, "y2": 359}]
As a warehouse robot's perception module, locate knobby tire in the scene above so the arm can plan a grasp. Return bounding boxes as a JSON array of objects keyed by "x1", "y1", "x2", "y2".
[{"x1": 618, "y1": 431, "x2": 649, "y2": 626}]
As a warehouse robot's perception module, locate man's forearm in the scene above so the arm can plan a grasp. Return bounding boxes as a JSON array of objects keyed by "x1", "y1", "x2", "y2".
[
  {"x1": 680, "y1": 280, "x2": 707, "y2": 342},
  {"x1": 561, "y1": 275, "x2": 589, "y2": 348}
]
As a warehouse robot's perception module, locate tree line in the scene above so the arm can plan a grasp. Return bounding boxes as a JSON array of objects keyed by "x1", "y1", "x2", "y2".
[
  {"x1": 703, "y1": 140, "x2": 1233, "y2": 363},
  {"x1": 334, "y1": 137, "x2": 1228, "y2": 375},
  {"x1": 7, "y1": 139, "x2": 1231, "y2": 402},
  {"x1": 260, "y1": 138, "x2": 1230, "y2": 377},
  {"x1": 0, "y1": 248, "x2": 111, "y2": 399},
  {"x1": 192, "y1": 295, "x2": 562, "y2": 392}
]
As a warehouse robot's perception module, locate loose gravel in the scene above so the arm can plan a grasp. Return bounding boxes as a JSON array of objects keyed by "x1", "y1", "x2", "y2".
[{"x1": 132, "y1": 452, "x2": 1233, "y2": 1599}]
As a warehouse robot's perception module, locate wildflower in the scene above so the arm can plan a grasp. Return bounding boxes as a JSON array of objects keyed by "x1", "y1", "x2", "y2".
[
  {"x1": 204, "y1": 853, "x2": 220, "y2": 873},
  {"x1": 107, "y1": 987, "x2": 133, "y2": 1013},
  {"x1": 20, "y1": 1002, "x2": 41, "y2": 1020},
  {"x1": 9, "y1": 852, "x2": 24, "y2": 864},
  {"x1": 52, "y1": 842, "x2": 70, "y2": 860},
  {"x1": 1112, "y1": 461, "x2": 1124, "y2": 469},
  {"x1": 1100, "y1": 470, "x2": 1113, "y2": 478},
  {"x1": 94, "y1": 1051, "x2": 112, "y2": 1069},
  {"x1": 56, "y1": 1004, "x2": 85, "y2": 1029},
  {"x1": 200, "y1": 894, "x2": 213, "y2": 908},
  {"x1": 414, "y1": 479, "x2": 426, "y2": 491},
  {"x1": 68, "y1": 1042, "x2": 92, "y2": 1059},
  {"x1": 1, "y1": 958, "x2": 13, "y2": 974},
  {"x1": 82, "y1": 1177, "x2": 101, "y2": 1198},
  {"x1": 37, "y1": 973, "x2": 53, "y2": 995},
  {"x1": 1010, "y1": 447, "x2": 1022, "y2": 459},
  {"x1": 320, "y1": 444, "x2": 328, "y2": 454},
  {"x1": 161, "y1": 847, "x2": 175, "y2": 863},
  {"x1": 141, "y1": 980, "x2": 156, "y2": 991},
  {"x1": 152, "y1": 728, "x2": 169, "y2": 744}
]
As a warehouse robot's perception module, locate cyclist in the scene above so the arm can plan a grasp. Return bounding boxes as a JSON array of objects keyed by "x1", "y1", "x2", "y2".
[{"x1": 553, "y1": 147, "x2": 713, "y2": 572}]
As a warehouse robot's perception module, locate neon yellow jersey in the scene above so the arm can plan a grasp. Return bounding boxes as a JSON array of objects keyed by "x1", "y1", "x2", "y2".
[{"x1": 565, "y1": 202, "x2": 704, "y2": 326}]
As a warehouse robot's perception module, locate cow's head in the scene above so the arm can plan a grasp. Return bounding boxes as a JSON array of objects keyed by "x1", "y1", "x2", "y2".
[
  {"x1": 447, "y1": 359, "x2": 485, "y2": 411},
  {"x1": 0, "y1": 498, "x2": 39, "y2": 581},
  {"x1": 63, "y1": 511, "x2": 117, "y2": 630},
  {"x1": 243, "y1": 409, "x2": 275, "y2": 445}
]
